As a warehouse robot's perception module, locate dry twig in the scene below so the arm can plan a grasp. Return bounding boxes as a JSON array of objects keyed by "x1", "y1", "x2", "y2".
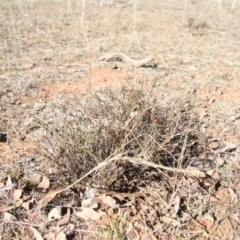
[{"x1": 98, "y1": 53, "x2": 154, "y2": 67}]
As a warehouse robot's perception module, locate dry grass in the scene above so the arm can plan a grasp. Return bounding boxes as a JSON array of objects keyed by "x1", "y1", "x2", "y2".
[
  {"x1": 0, "y1": 0, "x2": 240, "y2": 239},
  {"x1": 39, "y1": 82, "x2": 205, "y2": 183},
  {"x1": 28, "y1": 81, "x2": 229, "y2": 239}
]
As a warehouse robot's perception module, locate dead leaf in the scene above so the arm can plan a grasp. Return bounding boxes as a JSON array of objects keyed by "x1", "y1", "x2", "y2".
[
  {"x1": 81, "y1": 197, "x2": 99, "y2": 209},
  {"x1": 110, "y1": 191, "x2": 143, "y2": 201},
  {"x1": 211, "y1": 171, "x2": 221, "y2": 180},
  {"x1": 81, "y1": 198, "x2": 93, "y2": 207},
  {"x1": 22, "y1": 201, "x2": 33, "y2": 210},
  {"x1": 91, "y1": 202, "x2": 99, "y2": 210},
  {"x1": 48, "y1": 167, "x2": 58, "y2": 174},
  {"x1": 13, "y1": 189, "x2": 22, "y2": 202},
  {"x1": 34, "y1": 186, "x2": 64, "y2": 211},
  {"x1": 206, "y1": 169, "x2": 221, "y2": 180},
  {"x1": 43, "y1": 233, "x2": 56, "y2": 240},
  {"x1": 26, "y1": 226, "x2": 43, "y2": 240},
  {"x1": 161, "y1": 216, "x2": 180, "y2": 227},
  {"x1": 98, "y1": 195, "x2": 117, "y2": 208},
  {"x1": 0, "y1": 199, "x2": 23, "y2": 213},
  {"x1": 204, "y1": 180, "x2": 211, "y2": 187},
  {"x1": 6, "y1": 176, "x2": 12, "y2": 187},
  {"x1": 203, "y1": 213, "x2": 214, "y2": 227},
  {"x1": 215, "y1": 187, "x2": 228, "y2": 202},
  {"x1": 187, "y1": 167, "x2": 206, "y2": 178},
  {"x1": 208, "y1": 142, "x2": 220, "y2": 150},
  {"x1": 1, "y1": 175, "x2": 15, "y2": 191},
  {"x1": 23, "y1": 175, "x2": 41, "y2": 189},
  {"x1": 206, "y1": 169, "x2": 214, "y2": 176},
  {"x1": 56, "y1": 231, "x2": 67, "y2": 240},
  {"x1": 36, "y1": 176, "x2": 50, "y2": 191},
  {"x1": 84, "y1": 187, "x2": 98, "y2": 199},
  {"x1": 4, "y1": 212, "x2": 17, "y2": 222},
  {"x1": 229, "y1": 188, "x2": 238, "y2": 205},
  {"x1": 209, "y1": 196, "x2": 218, "y2": 203},
  {"x1": 58, "y1": 208, "x2": 71, "y2": 226},
  {"x1": 82, "y1": 194, "x2": 117, "y2": 209},
  {"x1": 216, "y1": 158, "x2": 225, "y2": 166},
  {"x1": 75, "y1": 208, "x2": 106, "y2": 221},
  {"x1": 48, "y1": 207, "x2": 62, "y2": 221}
]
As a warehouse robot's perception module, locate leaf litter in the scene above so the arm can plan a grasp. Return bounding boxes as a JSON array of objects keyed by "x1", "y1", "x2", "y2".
[{"x1": 1, "y1": 83, "x2": 239, "y2": 239}]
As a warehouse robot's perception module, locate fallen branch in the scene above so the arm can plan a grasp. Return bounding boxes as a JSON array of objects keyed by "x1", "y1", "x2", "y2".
[{"x1": 98, "y1": 53, "x2": 154, "y2": 67}]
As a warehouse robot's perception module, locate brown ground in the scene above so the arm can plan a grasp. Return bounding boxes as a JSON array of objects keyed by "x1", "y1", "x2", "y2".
[{"x1": 0, "y1": 0, "x2": 240, "y2": 239}]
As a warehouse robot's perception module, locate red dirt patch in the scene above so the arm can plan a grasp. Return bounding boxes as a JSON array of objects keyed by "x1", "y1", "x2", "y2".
[
  {"x1": 35, "y1": 68, "x2": 131, "y2": 99},
  {"x1": 0, "y1": 138, "x2": 36, "y2": 162}
]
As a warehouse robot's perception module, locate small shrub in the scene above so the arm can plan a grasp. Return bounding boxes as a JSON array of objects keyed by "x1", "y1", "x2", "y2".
[{"x1": 39, "y1": 81, "x2": 206, "y2": 191}]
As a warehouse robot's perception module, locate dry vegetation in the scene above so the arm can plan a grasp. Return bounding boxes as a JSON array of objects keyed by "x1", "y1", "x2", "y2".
[{"x1": 0, "y1": 0, "x2": 240, "y2": 239}]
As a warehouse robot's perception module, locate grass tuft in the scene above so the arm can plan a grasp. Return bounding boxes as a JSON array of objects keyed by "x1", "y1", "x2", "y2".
[{"x1": 39, "y1": 81, "x2": 207, "y2": 191}]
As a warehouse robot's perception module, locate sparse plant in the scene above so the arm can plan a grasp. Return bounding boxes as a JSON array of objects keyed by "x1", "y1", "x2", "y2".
[
  {"x1": 39, "y1": 81, "x2": 206, "y2": 187},
  {"x1": 96, "y1": 215, "x2": 127, "y2": 240},
  {"x1": 6, "y1": 164, "x2": 23, "y2": 181}
]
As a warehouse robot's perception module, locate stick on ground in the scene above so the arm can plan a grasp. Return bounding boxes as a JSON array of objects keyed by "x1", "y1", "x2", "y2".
[{"x1": 98, "y1": 53, "x2": 154, "y2": 67}]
